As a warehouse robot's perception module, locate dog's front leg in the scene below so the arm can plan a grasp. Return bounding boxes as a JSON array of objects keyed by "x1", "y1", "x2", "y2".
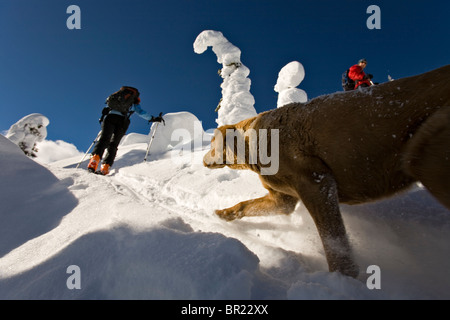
[
  {"x1": 215, "y1": 189, "x2": 298, "y2": 221},
  {"x1": 296, "y1": 164, "x2": 359, "y2": 278}
]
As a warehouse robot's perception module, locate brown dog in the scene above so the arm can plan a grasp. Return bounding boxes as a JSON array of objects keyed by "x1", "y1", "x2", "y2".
[{"x1": 203, "y1": 65, "x2": 450, "y2": 278}]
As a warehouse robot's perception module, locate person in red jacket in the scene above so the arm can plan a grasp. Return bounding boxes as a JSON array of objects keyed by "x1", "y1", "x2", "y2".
[{"x1": 348, "y1": 59, "x2": 373, "y2": 89}]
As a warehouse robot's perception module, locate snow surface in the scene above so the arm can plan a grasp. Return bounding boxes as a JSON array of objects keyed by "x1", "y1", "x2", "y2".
[
  {"x1": 1, "y1": 111, "x2": 450, "y2": 300},
  {"x1": 194, "y1": 30, "x2": 257, "y2": 127},
  {"x1": 274, "y1": 61, "x2": 308, "y2": 107}
]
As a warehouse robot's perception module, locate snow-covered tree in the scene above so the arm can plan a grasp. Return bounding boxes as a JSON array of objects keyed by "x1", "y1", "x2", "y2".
[
  {"x1": 274, "y1": 61, "x2": 308, "y2": 108},
  {"x1": 5, "y1": 113, "x2": 49, "y2": 157},
  {"x1": 194, "y1": 30, "x2": 257, "y2": 127}
]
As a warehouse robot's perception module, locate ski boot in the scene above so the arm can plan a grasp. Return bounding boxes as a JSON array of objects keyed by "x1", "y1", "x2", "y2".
[
  {"x1": 87, "y1": 154, "x2": 100, "y2": 173},
  {"x1": 100, "y1": 163, "x2": 110, "y2": 175}
]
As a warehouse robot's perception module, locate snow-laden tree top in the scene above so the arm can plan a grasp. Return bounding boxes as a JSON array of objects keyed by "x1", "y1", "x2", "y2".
[
  {"x1": 194, "y1": 30, "x2": 242, "y2": 74},
  {"x1": 5, "y1": 113, "x2": 49, "y2": 157},
  {"x1": 274, "y1": 61, "x2": 308, "y2": 108},
  {"x1": 274, "y1": 61, "x2": 305, "y2": 92},
  {"x1": 194, "y1": 30, "x2": 257, "y2": 127}
]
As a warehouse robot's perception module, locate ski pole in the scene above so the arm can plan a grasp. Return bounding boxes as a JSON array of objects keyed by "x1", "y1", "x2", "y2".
[
  {"x1": 144, "y1": 122, "x2": 159, "y2": 162},
  {"x1": 76, "y1": 130, "x2": 102, "y2": 168}
]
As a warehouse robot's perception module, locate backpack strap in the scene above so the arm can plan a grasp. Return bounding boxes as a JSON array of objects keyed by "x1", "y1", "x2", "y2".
[{"x1": 126, "y1": 110, "x2": 135, "y2": 120}]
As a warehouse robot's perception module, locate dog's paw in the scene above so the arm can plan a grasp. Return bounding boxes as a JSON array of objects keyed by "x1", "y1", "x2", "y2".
[{"x1": 215, "y1": 209, "x2": 242, "y2": 221}]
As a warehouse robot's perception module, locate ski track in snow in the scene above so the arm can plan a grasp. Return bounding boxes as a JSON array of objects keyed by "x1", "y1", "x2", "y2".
[
  {"x1": 110, "y1": 165, "x2": 324, "y2": 273},
  {"x1": 1, "y1": 152, "x2": 340, "y2": 298}
]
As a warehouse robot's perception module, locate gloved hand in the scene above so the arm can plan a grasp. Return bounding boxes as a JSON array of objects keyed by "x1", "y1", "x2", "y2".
[
  {"x1": 365, "y1": 73, "x2": 373, "y2": 79},
  {"x1": 149, "y1": 112, "x2": 165, "y2": 125}
]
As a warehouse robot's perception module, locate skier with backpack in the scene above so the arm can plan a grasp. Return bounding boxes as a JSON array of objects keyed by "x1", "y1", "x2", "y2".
[
  {"x1": 87, "y1": 86, "x2": 164, "y2": 175},
  {"x1": 342, "y1": 58, "x2": 374, "y2": 91}
]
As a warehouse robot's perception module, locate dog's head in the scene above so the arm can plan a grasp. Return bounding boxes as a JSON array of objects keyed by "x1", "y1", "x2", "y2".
[
  {"x1": 203, "y1": 124, "x2": 249, "y2": 170},
  {"x1": 203, "y1": 116, "x2": 280, "y2": 175}
]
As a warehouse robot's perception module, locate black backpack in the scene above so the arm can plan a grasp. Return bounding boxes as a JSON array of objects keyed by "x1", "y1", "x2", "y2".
[
  {"x1": 105, "y1": 86, "x2": 140, "y2": 115},
  {"x1": 342, "y1": 69, "x2": 355, "y2": 91}
]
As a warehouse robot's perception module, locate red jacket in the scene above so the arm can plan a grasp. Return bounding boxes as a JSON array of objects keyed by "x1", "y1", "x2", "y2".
[{"x1": 348, "y1": 64, "x2": 371, "y2": 89}]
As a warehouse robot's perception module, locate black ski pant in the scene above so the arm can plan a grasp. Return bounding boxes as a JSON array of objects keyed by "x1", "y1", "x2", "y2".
[{"x1": 92, "y1": 114, "x2": 130, "y2": 166}]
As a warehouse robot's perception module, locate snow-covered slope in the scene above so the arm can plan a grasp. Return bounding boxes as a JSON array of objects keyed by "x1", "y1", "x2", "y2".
[{"x1": 1, "y1": 116, "x2": 450, "y2": 299}]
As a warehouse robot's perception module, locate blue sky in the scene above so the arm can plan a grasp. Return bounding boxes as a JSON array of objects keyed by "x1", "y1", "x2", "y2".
[{"x1": 1, "y1": 0, "x2": 449, "y2": 151}]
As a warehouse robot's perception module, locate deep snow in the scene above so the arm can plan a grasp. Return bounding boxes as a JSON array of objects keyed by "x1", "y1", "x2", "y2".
[{"x1": 1, "y1": 111, "x2": 450, "y2": 300}]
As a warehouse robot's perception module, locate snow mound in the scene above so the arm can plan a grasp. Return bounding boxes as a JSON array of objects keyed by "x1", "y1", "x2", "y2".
[
  {"x1": 121, "y1": 112, "x2": 206, "y2": 152},
  {"x1": 35, "y1": 140, "x2": 83, "y2": 164},
  {"x1": 0, "y1": 135, "x2": 78, "y2": 257},
  {"x1": 0, "y1": 225, "x2": 265, "y2": 299},
  {"x1": 5, "y1": 113, "x2": 49, "y2": 157},
  {"x1": 120, "y1": 111, "x2": 210, "y2": 165},
  {"x1": 4, "y1": 113, "x2": 83, "y2": 164}
]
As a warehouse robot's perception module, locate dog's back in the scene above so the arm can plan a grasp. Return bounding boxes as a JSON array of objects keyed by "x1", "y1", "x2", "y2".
[{"x1": 257, "y1": 65, "x2": 450, "y2": 203}]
